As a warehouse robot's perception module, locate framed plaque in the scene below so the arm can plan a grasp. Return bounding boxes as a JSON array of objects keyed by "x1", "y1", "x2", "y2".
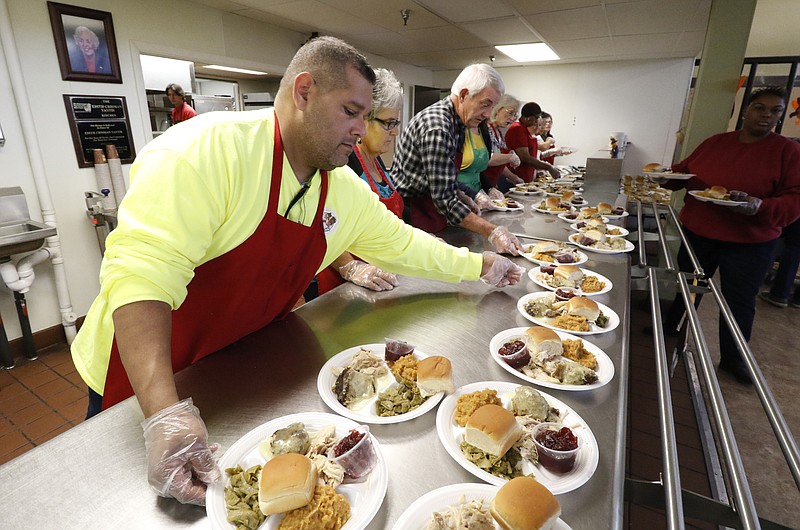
[{"x1": 63, "y1": 94, "x2": 135, "y2": 167}]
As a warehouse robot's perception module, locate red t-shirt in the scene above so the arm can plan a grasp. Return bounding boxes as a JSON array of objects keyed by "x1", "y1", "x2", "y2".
[
  {"x1": 505, "y1": 121, "x2": 538, "y2": 182},
  {"x1": 669, "y1": 131, "x2": 800, "y2": 242},
  {"x1": 171, "y1": 102, "x2": 198, "y2": 124}
]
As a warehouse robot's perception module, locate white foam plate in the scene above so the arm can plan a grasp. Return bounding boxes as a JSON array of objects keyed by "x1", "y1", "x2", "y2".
[
  {"x1": 534, "y1": 205, "x2": 575, "y2": 215},
  {"x1": 435, "y1": 381, "x2": 599, "y2": 494},
  {"x1": 545, "y1": 188, "x2": 584, "y2": 197},
  {"x1": 517, "y1": 292, "x2": 620, "y2": 335},
  {"x1": 528, "y1": 266, "x2": 613, "y2": 296},
  {"x1": 318, "y1": 344, "x2": 445, "y2": 424},
  {"x1": 603, "y1": 210, "x2": 630, "y2": 220},
  {"x1": 568, "y1": 234, "x2": 634, "y2": 254},
  {"x1": 688, "y1": 190, "x2": 747, "y2": 206},
  {"x1": 557, "y1": 212, "x2": 609, "y2": 224},
  {"x1": 206, "y1": 412, "x2": 388, "y2": 530},
  {"x1": 519, "y1": 247, "x2": 588, "y2": 267},
  {"x1": 568, "y1": 223, "x2": 629, "y2": 238},
  {"x1": 391, "y1": 483, "x2": 572, "y2": 530},
  {"x1": 644, "y1": 171, "x2": 694, "y2": 180},
  {"x1": 489, "y1": 327, "x2": 614, "y2": 391},
  {"x1": 491, "y1": 199, "x2": 524, "y2": 212},
  {"x1": 509, "y1": 187, "x2": 541, "y2": 196}
]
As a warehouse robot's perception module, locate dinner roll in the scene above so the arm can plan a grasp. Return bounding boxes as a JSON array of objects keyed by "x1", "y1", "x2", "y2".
[
  {"x1": 566, "y1": 296, "x2": 599, "y2": 321},
  {"x1": 490, "y1": 476, "x2": 561, "y2": 530},
  {"x1": 416, "y1": 356, "x2": 454, "y2": 397},
  {"x1": 532, "y1": 241, "x2": 560, "y2": 254},
  {"x1": 258, "y1": 453, "x2": 318, "y2": 515},
  {"x1": 464, "y1": 404, "x2": 522, "y2": 457},
  {"x1": 554, "y1": 265, "x2": 583, "y2": 284},
  {"x1": 596, "y1": 202, "x2": 613, "y2": 214},
  {"x1": 524, "y1": 326, "x2": 563, "y2": 362}
]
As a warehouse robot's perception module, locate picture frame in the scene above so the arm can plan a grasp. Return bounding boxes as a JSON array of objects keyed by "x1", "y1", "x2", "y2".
[{"x1": 47, "y1": 2, "x2": 122, "y2": 83}]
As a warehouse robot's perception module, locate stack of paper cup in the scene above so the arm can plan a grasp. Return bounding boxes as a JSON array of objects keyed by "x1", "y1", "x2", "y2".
[
  {"x1": 105, "y1": 144, "x2": 127, "y2": 204},
  {"x1": 93, "y1": 149, "x2": 117, "y2": 211}
]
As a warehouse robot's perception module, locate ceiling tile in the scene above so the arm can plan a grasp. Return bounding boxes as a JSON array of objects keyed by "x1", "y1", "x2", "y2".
[
  {"x1": 317, "y1": 0, "x2": 449, "y2": 31},
  {"x1": 548, "y1": 37, "x2": 614, "y2": 59},
  {"x1": 460, "y1": 17, "x2": 541, "y2": 45},
  {"x1": 261, "y1": 0, "x2": 374, "y2": 35},
  {"x1": 231, "y1": 8, "x2": 317, "y2": 33},
  {"x1": 612, "y1": 33, "x2": 680, "y2": 55},
  {"x1": 345, "y1": 32, "x2": 418, "y2": 57},
  {"x1": 506, "y1": 0, "x2": 602, "y2": 16},
  {"x1": 673, "y1": 30, "x2": 705, "y2": 53},
  {"x1": 606, "y1": 0, "x2": 698, "y2": 35},
  {"x1": 188, "y1": 0, "x2": 251, "y2": 10},
  {"x1": 414, "y1": 0, "x2": 516, "y2": 23},
  {"x1": 525, "y1": 6, "x2": 609, "y2": 41},
  {"x1": 396, "y1": 25, "x2": 488, "y2": 52},
  {"x1": 386, "y1": 48, "x2": 502, "y2": 71}
]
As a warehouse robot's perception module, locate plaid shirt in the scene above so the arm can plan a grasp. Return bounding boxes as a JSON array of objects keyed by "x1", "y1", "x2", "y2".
[{"x1": 392, "y1": 96, "x2": 472, "y2": 225}]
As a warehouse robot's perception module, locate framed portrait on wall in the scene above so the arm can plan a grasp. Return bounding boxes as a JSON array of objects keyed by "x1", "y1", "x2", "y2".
[{"x1": 47, "y1": 2, "x2": 122, "y2": 83}]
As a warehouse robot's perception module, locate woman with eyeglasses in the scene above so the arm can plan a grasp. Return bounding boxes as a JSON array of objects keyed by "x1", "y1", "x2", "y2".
[
  {"x1": 661, "y1": 86, "x2": 800, "y2": 384},
  {"x1": 316, "y1": 68, "x2": 405, "y2": 294},
  {"x1": 483, "y1": 95, "x2": 524, "y2": 193}
]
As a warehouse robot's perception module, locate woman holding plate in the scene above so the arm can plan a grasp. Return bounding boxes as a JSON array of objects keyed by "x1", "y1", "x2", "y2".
[{"x1": 661, "y1": 87, "x2": 800, "y2": 384}]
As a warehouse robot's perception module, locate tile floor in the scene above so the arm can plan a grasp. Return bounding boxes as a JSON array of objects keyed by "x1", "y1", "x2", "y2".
[{"x1": 0, "y1": 343, "x2": 87, "y2": 465}]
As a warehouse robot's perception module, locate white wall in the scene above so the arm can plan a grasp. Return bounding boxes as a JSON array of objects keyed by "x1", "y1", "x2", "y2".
[
  {"x1": 434, "y1": 57, "x2": 695, "y2": 175},
  {"x1": 0, "y1": 0, "x2": 433, "y2": 342}
]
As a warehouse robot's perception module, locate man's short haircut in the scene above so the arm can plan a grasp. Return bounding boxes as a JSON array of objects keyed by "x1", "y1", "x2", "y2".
[
  {"x1": 279, "y1": 35, "x2": 375, "y2": 93},
  {"x1": 165, "y1": 83, "x2": 185, "y2": 97},
  {"x1": 746, "y1": 86, "x2": 788, "y2": 106},
  {"x1": 490, "y1": 94, "x2": 521, "y2": 122},
  {"x1": 367, "y1": 68, "x2": 403, "y2": 120},
  {"x1": 450, "y1": 63, "x2": 505, "y2": 97},
  {"x1": 520, "y1": 102, "x2": 542, "y2": 118}
]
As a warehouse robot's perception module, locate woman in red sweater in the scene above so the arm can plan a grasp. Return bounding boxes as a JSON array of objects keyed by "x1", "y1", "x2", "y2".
[{"x1": 663, "y1": 86, "x2": 800, "y2": 384}]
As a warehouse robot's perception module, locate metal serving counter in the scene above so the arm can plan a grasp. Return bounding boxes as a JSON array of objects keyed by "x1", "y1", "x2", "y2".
[{"x1": 0, "y1": 178, "x2": 631, "y2": 529}]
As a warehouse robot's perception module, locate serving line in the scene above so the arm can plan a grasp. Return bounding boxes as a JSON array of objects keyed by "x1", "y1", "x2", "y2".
[{"x1": 0, "y1": 182, "x2": 631, "y2": 530}]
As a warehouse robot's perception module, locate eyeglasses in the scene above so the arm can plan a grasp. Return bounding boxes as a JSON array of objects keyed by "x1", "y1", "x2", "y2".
[{"x1": 372, "y1": 117, "x2": 401, "y2": 131}]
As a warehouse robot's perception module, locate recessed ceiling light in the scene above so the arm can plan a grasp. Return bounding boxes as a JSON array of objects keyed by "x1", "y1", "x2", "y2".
[
  {"x1": 495, "y1": 43, "x2": 559, "y2": 63},
  {"x1": 203, "y1": 65, "x2": 269, "y2": 75}
]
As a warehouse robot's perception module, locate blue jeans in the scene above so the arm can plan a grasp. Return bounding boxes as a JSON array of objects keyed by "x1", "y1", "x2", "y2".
[
  {"x1": 768, "y1": 218, "x2": 800, "y2": 302},
  {"x1": 665, "y1": 229, "x2": 778, "y2": 365}
]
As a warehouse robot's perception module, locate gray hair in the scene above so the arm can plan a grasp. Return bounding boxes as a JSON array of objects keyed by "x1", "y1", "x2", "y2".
[
  {"x1": 450, "y1": 63, "x2": 504, "y2": 97},
  {"x1": 490, "y1": 93, "x2": 521, "y2": 121},
  {"x1": 367, "y1": 68, "x2": 403, "y2": 119},
  {"x1": 279, "y1": 35, "x2": 375, "y2": 93},
  {"x1": 73, "y1": 26, "x2": 99, "y2": 47}
]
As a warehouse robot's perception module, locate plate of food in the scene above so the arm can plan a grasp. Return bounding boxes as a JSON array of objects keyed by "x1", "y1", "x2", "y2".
[
  {"x1": 317, "y1": 342, "x2": 452, "y2": 424},
  {"x1": 644, "y1": 171, "x2": 695, "y2": 180},
  {"x1": 391, "y1": 481, "x2": 572, "y2": 530},
  {"x1": 534, "y1": 197, "x2": 575, "y2": 215},
  {"x1": 528, "y1": 265, "x2": 612, "y2": 296},
  {"x1": 508, "y1": 186, "x2": 541, "y2": 196},
  {"x1": 519, "y1": 241, "x2": 588, "y2": 267},
  {"x1": 207, "y1": 412, "x2": 388, "y2": 530},
  {"x1": 569, "y1": 221, "x2": 628, "y2": 238},
  {"x1": 489, "y1": 326, "x2": 614, "y2": 391},
  {"x1": 557, "y1": 212, "x2": 609, "y2": 224},
  {"x1": 688, "y1": 187, "x2": 748, "y2": 206},
  {"x1": 517, "y1": 291, "x2": 620, "y2": 335},
  {"x1": 568, "y1": 233, "x2": 634, "y2": 254},
  {"x1": 435, "y1": 381, "x2": 599, "y2": 493},
  {"x1": 544, "y1": 187, "x2": 583, "y2": 197},
  {"x1": 491, "y1": 198, "x2": 524, "y2": 212}
]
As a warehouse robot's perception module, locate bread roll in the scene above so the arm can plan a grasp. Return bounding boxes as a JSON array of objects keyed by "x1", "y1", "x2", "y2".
[
  {"x1": 560, "y1": 191, "x2": 574, "y2": 201},
  {"x1": 582, "y1": 229, "x2": 605, "y2": 243},
  {"x1": 417, "y1": 356, "x2": 454, "y2": 397},
  {"x1": 464, "y1": 404, "x2": 522, "y2": 457},
  {"x1": 258, "y1": 453, "x2": 318, "y2": 515},
  {"x1": 545, "y1": 197, "x2": 560, "y2": 209},
  {"x1": 585, "y1": 218, "x2": 606, "y2": 232},
  {"x1": 596, "y1": 202, "x2": 613, "y2": 214},
  {"x1": 706, "y1": 185, "x2": 727, "y2": 199},
  {"x1": 580, "y1": 207, "x2": 597, "y2": 217},
  {"x1": 566, "y1": 296, "x2": 599, "y2": 321},
  {"x1": 532, "y1": 241, "x2": 559, "y2": 254},
  {"x1": 524, "y1": 326, "x2": 563, "y2": 362},
  {"x1": 490, "y1": 476, "x2": 561, "y2": 530},
  {"x1": 643, "y1": 163, "x2": 664, "y2": 173},
  {"x1": 554, "y1": 265, "x2": 583, "y2": 284}
]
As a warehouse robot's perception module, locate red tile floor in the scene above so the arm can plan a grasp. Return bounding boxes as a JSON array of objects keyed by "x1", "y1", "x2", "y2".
[{"x1": 0, "y1": 343, "x2": 87, "y2": 465}]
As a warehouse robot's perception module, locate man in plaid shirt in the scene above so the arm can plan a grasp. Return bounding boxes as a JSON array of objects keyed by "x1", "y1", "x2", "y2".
[{"x1": 393, "y1": 64, "x2": 523, "y2": 255}]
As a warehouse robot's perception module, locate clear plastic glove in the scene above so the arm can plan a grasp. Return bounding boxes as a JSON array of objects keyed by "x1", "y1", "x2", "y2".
[
  {"x1": 474, "y1": 190, "x2": 501, "y2": 211},
  {"x1": 338, "y1": 260, "x2": 398, "y2": 291},
  {"x1": 506, "y1": 172, "x2": 524, "y2": 185},
  {"x1": 487, "y1": 188, "x2": 504, "y2": 201},
  {"x1": 546, "y1": 165, "x2": 560, "y2": 179},
  {"x1": 456, "y1": 189, "x2": 481, "y2": 215},
  {"x1": 480, "y1": 251, "x2": 525, "y2": 287},
  {"x1": 728, "y1": 195, "x2": 762, "y2": 216},
  {"x1": 508, "y1": 151, "x2": 521, "y2": 168},
  {"x1": 488, "y1": 225, "x2": 523, "y2": 255},
  {"x1": 142, "y1": 398, "x2": 221, "y2": 505},
  {"x1": 541, "y1": 148, "x2": 559, "y2": 159}
]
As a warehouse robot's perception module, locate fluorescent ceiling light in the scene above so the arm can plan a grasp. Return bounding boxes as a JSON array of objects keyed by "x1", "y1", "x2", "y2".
[
  {"x1": 203, "y1": 65, "x2": 269, "y2": 75},
  {"x1": 495, "y1": 43, "x2": 559, "y2": 62}
]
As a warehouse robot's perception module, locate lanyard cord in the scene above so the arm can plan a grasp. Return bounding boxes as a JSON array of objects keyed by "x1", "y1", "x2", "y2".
[{"x1": 284, "y1": 181, "x2": 310, "y2": 218}]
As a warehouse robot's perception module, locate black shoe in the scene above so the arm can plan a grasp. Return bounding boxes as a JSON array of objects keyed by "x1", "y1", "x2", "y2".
[
  {"x1": 759, "y1": 291, "x2": 788, "y2": 308},
  {"x1": 790, "y1": 299, "x2": 800, "y2": 309},
  {"x1": 719, "y1": 360, "x2": 753, "y2": 385}
]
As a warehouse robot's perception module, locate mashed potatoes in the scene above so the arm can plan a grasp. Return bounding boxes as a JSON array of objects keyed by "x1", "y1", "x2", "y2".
[{"x1": 278, "y1": 485, "x2": 350, "y2": 530}]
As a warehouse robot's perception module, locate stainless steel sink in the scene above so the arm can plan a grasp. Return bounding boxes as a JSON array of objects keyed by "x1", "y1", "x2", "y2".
[{"x1": 0, "y1": 220, "x2": 57, "y2": 258}]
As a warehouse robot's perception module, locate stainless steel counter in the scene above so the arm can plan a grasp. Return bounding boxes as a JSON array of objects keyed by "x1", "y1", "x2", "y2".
[{"x1": 0, "y1": 183, "x2": 630, "y2": 530}]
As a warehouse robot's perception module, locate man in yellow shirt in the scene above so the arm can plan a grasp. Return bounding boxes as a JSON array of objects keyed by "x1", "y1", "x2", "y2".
[{"x1": 71, "y1": 36, "x2": 523, "y2": 505}]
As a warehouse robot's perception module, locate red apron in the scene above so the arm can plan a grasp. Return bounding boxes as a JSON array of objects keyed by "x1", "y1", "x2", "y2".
[
  {"x1": 316, "y1": 146, "x2": 404, "y2": 294},
  {"x1": 407, "y1": 150, "x2": 464, "y2": 234},
  {"x1": 102, "y1": 117, "x2": 329, "y2": 408}
]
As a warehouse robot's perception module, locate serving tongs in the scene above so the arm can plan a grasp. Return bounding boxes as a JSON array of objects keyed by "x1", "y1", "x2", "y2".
[{"x1": 512, "y1": 233, "x2": 577, "y2": 247}]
